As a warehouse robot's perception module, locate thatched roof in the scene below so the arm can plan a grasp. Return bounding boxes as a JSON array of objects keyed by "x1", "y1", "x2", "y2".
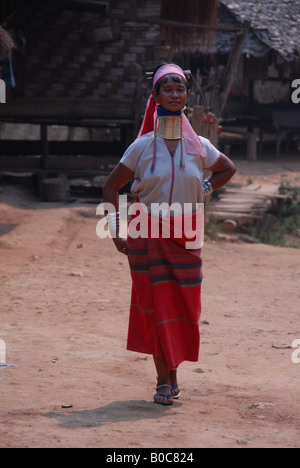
[
  {"x1": 0, "y1": 26, "x2": 14, "y2": 61},
  {"x1": 220, "y1": 0, "x2": 300, "y2": 61}
]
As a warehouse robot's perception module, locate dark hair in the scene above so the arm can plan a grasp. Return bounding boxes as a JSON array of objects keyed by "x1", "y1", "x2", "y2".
[{"x1": 153, "y1": 63, "x2": 191, "y2": 95}]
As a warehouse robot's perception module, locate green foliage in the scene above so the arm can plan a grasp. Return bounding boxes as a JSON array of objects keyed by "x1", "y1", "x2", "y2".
[{"x1": 252, "y1": 180, "x2": 300, "y2": 248}]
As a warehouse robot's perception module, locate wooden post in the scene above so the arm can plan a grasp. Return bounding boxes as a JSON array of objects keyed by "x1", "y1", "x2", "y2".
[
  {"x1": 219, "y1": 20, "x2": 250, "y2": 116},
  {"x1": 209, "y1": 118, "x2": 220, "y2": 147},
  {"x1": 191, "y1": 105, "x2": 204, "y2": 135},
  {"x1": 39, "y1": 124, "x2": 49, "y2": 196},
  {"x1": 247, "y1": 130, "x2": 258, "y2": 161},
  {"x1": 276, "y1": 130, "x2": 286, "y2": 158},
  {"x1": 40, "y1": 124, "x2": 49, "y2": 169},
  {"x1": 133, "y1": 64, "x2": 143, "y2": 137}
]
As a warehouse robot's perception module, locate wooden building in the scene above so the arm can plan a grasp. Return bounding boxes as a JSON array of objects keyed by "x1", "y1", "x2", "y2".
[
  {"x1": 0, "y1": 0, "x2": 163, "y2": 178},
  {"x1": 0, "y1": 0, "x2": 299, "y2": 179},
  {"x1": 0, "y1": 0, "x2": 220, "y2": 177},
  {"x1": 180, "y1": 1, "x2": 300, "y2": 158},
  {"x1": 0, "y1": 1, "x2": 161, "y2": 135}
]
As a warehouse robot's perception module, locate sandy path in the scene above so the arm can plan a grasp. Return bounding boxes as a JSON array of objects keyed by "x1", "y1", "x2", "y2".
[{"x1": 0, "y1": 192, "x2": 299, "y2": 448}]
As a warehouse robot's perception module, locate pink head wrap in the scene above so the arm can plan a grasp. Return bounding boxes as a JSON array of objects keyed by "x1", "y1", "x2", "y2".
[
  {"x1": 153, "y1": 64, "x2": 187, "y2": 88},
  {"x1": 138, "y1": 64, "x2": 206, "y2": 159}
]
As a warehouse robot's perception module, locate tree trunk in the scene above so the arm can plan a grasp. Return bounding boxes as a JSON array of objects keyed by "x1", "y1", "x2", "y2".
[{"x1": 219, "y1": 21, "x2": 250, "y2": 116}]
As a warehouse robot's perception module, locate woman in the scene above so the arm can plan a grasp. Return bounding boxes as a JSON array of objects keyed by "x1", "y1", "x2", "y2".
[{"x1": 103, "y1": 63, "x2": 236, "y2": 406}]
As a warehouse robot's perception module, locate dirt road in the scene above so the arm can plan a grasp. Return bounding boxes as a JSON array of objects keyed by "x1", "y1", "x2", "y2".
[{"x1": 0, "y1": 161, "x2": 299, "y2": 448}]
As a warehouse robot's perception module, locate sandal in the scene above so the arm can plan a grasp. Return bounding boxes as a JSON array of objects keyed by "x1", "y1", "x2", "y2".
[
  {"x1": 171, "y1": 382, "x2": 181, "y2": 400},
  {"x1": 154, "y1": 384, "x2": 174, "y2": 406}
]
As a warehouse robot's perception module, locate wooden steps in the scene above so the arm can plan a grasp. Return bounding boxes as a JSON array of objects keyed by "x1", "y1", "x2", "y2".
[{"x1": 208, "y1": 183, "x2": 289, "y2": 226}]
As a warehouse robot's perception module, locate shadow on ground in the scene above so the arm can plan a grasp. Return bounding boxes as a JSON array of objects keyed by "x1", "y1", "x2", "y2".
[{"x1": 43, "y1": 400, "x2": 181, "y2": 429}]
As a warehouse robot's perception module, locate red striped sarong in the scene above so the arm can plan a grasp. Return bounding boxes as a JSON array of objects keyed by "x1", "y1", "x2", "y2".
[{"x1": 126, "y1": 207, "x2": 203, "y2": 370}]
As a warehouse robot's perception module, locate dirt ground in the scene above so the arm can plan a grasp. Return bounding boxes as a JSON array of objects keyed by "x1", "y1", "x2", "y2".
[{"x1": 0, "y1": 158, "x2": 300, "y2": 448}]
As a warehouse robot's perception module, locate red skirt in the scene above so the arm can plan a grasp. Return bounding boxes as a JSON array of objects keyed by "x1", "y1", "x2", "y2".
[{"x1": 126, "y1": 206, "x2": 203, "y2": 370}]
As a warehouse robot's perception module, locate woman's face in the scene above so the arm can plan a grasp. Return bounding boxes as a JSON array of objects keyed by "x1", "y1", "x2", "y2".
[{"x1": 152, "y1": 77, "x2": 190, "y2": 113}]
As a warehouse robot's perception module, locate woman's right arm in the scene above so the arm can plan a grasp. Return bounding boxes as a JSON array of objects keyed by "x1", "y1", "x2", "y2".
[{"x1": 103, "y1": 163, "x2": 134, "y2": 255}]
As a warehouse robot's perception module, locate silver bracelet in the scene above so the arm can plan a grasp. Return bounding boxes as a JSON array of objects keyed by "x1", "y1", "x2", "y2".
[
  {"x1": 106, "y1": 212, "x2": 120, "y2": 237},
  {"x1": 203, "y1": 180, "x2": 214, "y2": 197}
]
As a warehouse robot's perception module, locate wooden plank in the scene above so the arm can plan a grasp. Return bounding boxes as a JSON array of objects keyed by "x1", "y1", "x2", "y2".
[
  {"x1": 108, "y1": 14, "x2": 249, "y2": 33},
  {"x1": 0, "y1": 98, "x2": 133, "y2": 122},
  {"x1": 216, "y1": 198, "x2": 271, "y2": 205},
  {"x1": 0, "y1": 168, "x2": 111, "y2": 176},
  {"x1": 209, "y1": 212, "x2": 262, "y2": 221},
  {"x1": 218, "y1": 196, "x2": 272, "y2": 202},
  {"x1": 224, "y1": 189, "x2": 288, "y2": 200},
  {"x1": 0, "y1": 141, "x2": 126, "y2": 156},
  {"x1": 207, "y1": 181, "x2": 283, "y2": 226},
  {"x1": 209, "y1": 205, "x2": 268, "y2": 212},
  {"x1": 210, "y1": 199, "x2": 269, "y2": 206},
  {"x1": 242, "y1": 183, "x2": 279, "y2": 193},
  {"x1": 27, "y1": 0, "x2": 107, "y2": 14},
  {"x1": 0, "y1": 154, "x2": 121, "y2": 171},
  {"x1": 211, "y1": 209, "x2": 267, "y2": 215}
]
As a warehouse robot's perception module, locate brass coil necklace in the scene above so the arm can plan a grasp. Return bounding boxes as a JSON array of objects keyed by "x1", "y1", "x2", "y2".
[{"x1": 152, "y1": 110, "x2": 186, "y2": 174}]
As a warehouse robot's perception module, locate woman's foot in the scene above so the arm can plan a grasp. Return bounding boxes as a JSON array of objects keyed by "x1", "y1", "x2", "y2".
[
  {"x1": 171, "y1": 383, "x2": 181, "y2": 399},
  {"x1": 170, "y1": 369, "x2": 181, "y2": 399},
  {"x1": 154, "y1": 384, "x2": 174, "y2": 406}
]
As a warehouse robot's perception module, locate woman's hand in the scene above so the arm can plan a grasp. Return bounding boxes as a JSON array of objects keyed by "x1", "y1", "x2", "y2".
[
  {"x1": 103, "y1": 163, "x2": 134, "y2": 256},
  {"x1": 113, "y1": 238, "x2": 128, "y2": 256},
  {"x1": 208, "y1": 154, "x2": 236, "y2": 191}
]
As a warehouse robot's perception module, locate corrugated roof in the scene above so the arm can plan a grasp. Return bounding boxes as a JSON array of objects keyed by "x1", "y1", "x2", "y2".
[{"x1": 220, "y1": 0, "x2": 300, "y2": 61}]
